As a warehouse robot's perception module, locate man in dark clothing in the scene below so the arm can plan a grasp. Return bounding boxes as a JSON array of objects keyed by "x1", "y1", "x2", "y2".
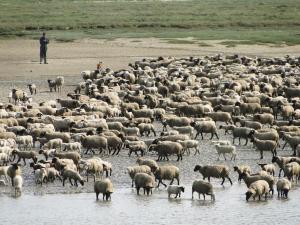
[{"x1": 40, "y1": 32, "x2": 49, "y2": 64}]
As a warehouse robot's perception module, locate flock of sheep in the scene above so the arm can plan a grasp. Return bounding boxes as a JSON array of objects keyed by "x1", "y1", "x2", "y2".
[{"x1": 1, "y1": 54, "x2": 300, "y2": 202}]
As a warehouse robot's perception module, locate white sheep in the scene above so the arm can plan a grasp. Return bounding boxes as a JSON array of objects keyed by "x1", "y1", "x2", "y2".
[
  {"x1": 0, "y1": 153, "x2": 9, "y2": 166},
  {"x1": 245, "y1": 180, "x2": 269, "y2": 201},
  {"x1": 167, "y1": 185, "x2": 185, "y2": 198},
  {"x1": 55, "y1": 76, "x2": 64, "y2": 92},
  {"x1": 258, "y1": 163, "x2": 276, "y2": 176},
  {"x1": 42, "y1": 138, "x2": 63, "y2": 151},
  {"x1": 177, "y1": 140, "x2": 200, "y2": 155},
  {"x1": 16, "y1": 135, "x2": 33, "y2": 150},
  {"x1": 62, "y1": 142, "x2": 82, "y2": 153},
  {"x1": 13, "y1": 175, "x2": 23, "y2": 197},
  {"x1": 35, "y1": 168, "x2": 48, "y2": 185},
  {"x1": 0, "y1": 166, "x2": 9, "y2": 183},
  {"x1": 277, "y1": 178, "x2": 292, "y2": 198},
  {"x1": 214, "y1": 143, "x2": 236, "y2": 160}
]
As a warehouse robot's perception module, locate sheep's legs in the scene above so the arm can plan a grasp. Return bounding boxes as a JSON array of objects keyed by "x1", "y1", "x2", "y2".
[
  {"x1": 96, "y1": 193, "x2": 99, "y2": 200},
  {"x1": 221, "y1": 177, "x2": 225, "y2": 185},
  {"x1": 214, "y1": 132, "x2": 219, "y2": 139},
  {"x1": 244, "y1": 138, "x2": 248, "y2": 146},
  {"x1": 223, "y1": 154, "x2": 227, "y2": 160},
  {"x1": 227, "y1": 177, "x2": 233, "y2": 185}
]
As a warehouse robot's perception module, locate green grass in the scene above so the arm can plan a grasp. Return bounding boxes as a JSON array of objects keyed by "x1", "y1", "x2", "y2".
[{"x1": 0, "y1": 0, "x2": 300, "y2": 44}]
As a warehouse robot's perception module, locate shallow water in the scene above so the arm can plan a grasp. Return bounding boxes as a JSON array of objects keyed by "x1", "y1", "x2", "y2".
[
  {"x1": 1, "y1": 184, "x2": 300, "y2": 225},
  {"x1": 1, "y1": 122, "x2": 300, "y2": 224}
]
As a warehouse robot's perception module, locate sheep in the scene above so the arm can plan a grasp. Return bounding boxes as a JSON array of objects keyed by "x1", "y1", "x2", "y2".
[
  {"x1": 127, "y1": 165, "x2": 152, "y2": 187},
  {"x1": 283, "y1": 162, "x2": 300, "y2": 182},
  {"x1": 82, "y1": 158, "x2": 104, "y2": 182},
  {"x1": 6, "y1": 126, "x2": 26, "y2": 135},
  {"x1": 226, "y1": 126, "x2": 253, "y2": 145},
  {"x1": 240, "y1": 172, "x2": 274, "y2": 195},
  {"x1": 282, "y1": 133, "x2": 300, "y2": 156},
  {"x1": 28, "y1": 84, "x2": 37, "y2": 95},
  {"x1": 0, "y1": 165, "x2": 9, "y2": 183},
  {"x1": 272, "y1": 156, "x2": 298, "y2": 177},
  {"x1": 194, "y1": 165, "x2": 232, "y2": 185},
  {"x1": 62, "y1": 168, "x2": 84, "y2": 186},
  {"x1": 192, "y1": 180, "x2": 215, "y2": 200},
  {"x1": 235, "y1": 102, "x2": 261, "y2": 116},
  {"x1": 214, "y1": 143, "x2": 236, "y2": 161},
  {"x1": 249, "y1": 129, "x2": 279, "y2": 145},
  {"x1": 48, "y1": 79, "x2": 57, "y2": 92},
  {"x1": 173, "y1": 126, "x2": 194, "y2": 137},
  {"x1": 176, "y1": 140, "x2": 200, "y2": 155},
  {"x1": 253, "y1": 113, "x2": 274, "y2": 126},
  {"x1": 42, "y1": 138, "x2": 63, "y2": 151},
  {"x1": 62, "y1": 142, "x2": 81, "y2": 153},
  {"x1": 136, "y1": 157, "x2": 159, "y2": 172},
  {"x1": 0, "y1": 153, "x2": 9, "y2": 166},
  {"x1": 251, "y1": 137, "x2": 277, "y2": 159},
  {"x1": 11, "y1": 89, "x2": 26, "y2": 105},
  {"x1": 205, "y1": 112, "x2": 233, "y2": 124},
  {"x1": 55, "y1": 76, "x2": 64, "y2": 92},
  {"x1": 211, "y1": 140, "x2": 231, "y2": 145},
  {"x1": 162, "y1": 116, "x2": 192, "y2": 131},
  {"x1": 158, "y1": 134, "x2": 189, "y2": 142},
  {"x1": 35, "y1": 168, "x2": 48, "y2": 185},
  {"x1": 94, "y1": 178, "x2": 114, "y2": 201},
  {"x1": 138, "y1": 123, "x2": 156, "y2": 137},
  {"x1": 126, "y1": 140, "x2": 147, "y2": 157},
  {"x1": 46, "y1": 167, "x2": 62, "y2": 182},
  {"x1": 101, "y1": 160, "x2": 112, "y2": 177},
  {"x1": 0, "y1": 132, "x2": 16, "y2": 140},
  {"x1": 149, "y1": 141, "x2": 183, "y2": 161},
  {"x1": 39, "y1": 149, "x2": 56, "y2": 160},
  {"x1": 154, "y1": 165, "x2": 180, "y2": 188},
  {"x1": 122, "y1": 126, "x2": 140, "y2": 136},
  {"x1": 7, "y1": 163, "x2": 22, "y2": 186},
  {"x1": 233, "y1": 165, "x2": 252, "y2": 182},
  {"x1": 245, "y1": 180, "x2": 269, "y2": 201},
  {"x1": 167, "y1": 185, "x2": 185, "y2": 198},
  {"x1": 52, "y1": 157, "x2": 77, "y2": 171},
  {"x1": 41, "y1": 132, "x2": 71, "y2": 143},
  {"x1": 53, "y1": 151, "x2": 81, "y2": 168},
  {"x1": 80, "y1": 135, "x2": 107, "y2": 155},
  {"x1": 15, "y1": 135, "x2": 33, "y2": 150},
  {"x1": 276, "y1": 178, "x2": 292, "y2": 198},
  {"x1": 13, "y1": 175, "x2": 23, "y2": 197},
  {"x1": 56, "y1": 99, "x2": 80, "y2": 109},
  {"x1": 12, "y1": 150, "x2": 37, "y2": 165},
  {"x1": 258, "y1": 163, "x2": 276, "y2": 176},
  {"x1": 134, "y1": 172, "x2": 155, "y2": 195},
  {"x1": 191, "y1": 121, "x2": 219, "y2": 140}
]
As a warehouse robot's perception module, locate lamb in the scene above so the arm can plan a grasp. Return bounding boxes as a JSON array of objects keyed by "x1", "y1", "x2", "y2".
[
  {"x1": 39, "y1": 149, "x2": 56, "y2": 160},
  {"x1": 27, "y1": 84, "x2": 37, "y2": 95},
  {"x1": 276, "y1": 178, "x2": 291, "y2": 198},
  {"x1": 258, "y1": 163, "x2": 276, "y2": 176},
  {"x1": 167, "y1": 185, "x2": 185, "y2": 198},
  {"x1": 177, "y1": 140, "x2": 200, "y2": 155},
  {"x1": 42, "y1": 138, "x2": 63, "y2": 151},
  {"x1": 94, "y1": 178, "x2": 114, "y2": 201},
  {"x1": 55, "y1": 76, "x2": 64, "y2": 92},
  {"x1": 122, "y1": 126, "x2": 140, "y2": 136},
  {"x1": 80, "y1": 135, "x2": 107, "y2": 154},
  {"x1": 134, "y1": 172, "x2": 156, "y2": 195},
  {"x1": 61, "y1": 168, "x2": 84, "y2": 186},
  {"x1": 233, "y1": 165, "x2": 252, "y2": 182},
  {"x1": 192, "y1": 180, "x2": 215, "y2": 200},
  {"x1": 12, "y1": 150, "x2": 37, "y2": 165},
  {"x1": 136, "y1": 157, "x2": 159, "y2": 172},
  {"x1": 283, "y1": 162, "x2": 300, "y2": 182},
  {"x1": 154, "y1": 165, "x2": 180, "y2": 188},
  {"x1": 251, "y1": 137, "x2": 277, "y2": 159},
  {"x1": 126, "y1": 140, "x2": 147, "y2": 157},
  {"x1": 46, "y1": 167, "x2": 62, "y2": 182},
  {"x1": 127, "y1": 165, "x2": 152, "y2": 187},
  {"x1": 245, "y1": 180, "x2": 269, "y2": 201},
  {"x1": 194, "y1": 165, "x2": 232, "y2": 185},
  {"x1": 13, "y1": 175, "x2": 23, "y2": 197},
  {"x1": 7, "y1": 163, "x2": 22, "y2": 186},
  {"x1": 138, "y1": 123, "x2": 156, "y2": 136},
  {"x1": 240, "y1": 172, "x2": 274, "y2": 195},
  {"x1": 149, "y1": 141, "x2": 183, "y2": 161},
  {"x1": 272, "y1": 156, "x2": 297, "y2": 177},
  {"x1": 191, "y1": 121, "x2": 219, "y2": 140},
  {"x1": 214, "y1": 143, "x2": 236, "y2": 160}
]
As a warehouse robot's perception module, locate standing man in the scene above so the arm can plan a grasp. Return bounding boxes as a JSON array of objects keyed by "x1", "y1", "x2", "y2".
[{"x1": 40, "y1": 32, "x2": 49, "y2": 64}]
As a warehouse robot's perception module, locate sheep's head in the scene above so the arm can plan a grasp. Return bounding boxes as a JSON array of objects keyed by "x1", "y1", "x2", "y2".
[
  {"x1": 38, "y1": 150, "x2": 44, "y2": 154},
  {"x1": 233, "y1": 166, "x2": 239, "y2": 171},
  {"x1": 52, "y1": 157, "x2": 58, "y2": 164},
  {"x1": 272, "y1": 156, "x2": 279, "y2": 163},
  {"x1": 193, "y1": 165, "x2": 201, "y2": 172},
  {"x1": 180, "y1": 186, "x2": 185, "y2": 193},
  {"x1": 245, "y1": 190, "x2": 254, "y2": 201}
]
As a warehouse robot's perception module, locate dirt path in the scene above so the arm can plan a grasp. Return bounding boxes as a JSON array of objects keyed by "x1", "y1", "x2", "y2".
[{"x1": 0, "y1": 38, "x2": 299, "y2": 81}]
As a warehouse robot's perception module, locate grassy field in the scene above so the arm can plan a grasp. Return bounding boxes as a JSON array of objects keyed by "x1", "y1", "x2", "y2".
[{"x1": 1, "y1": 0, "x2": 300, "y2": 44}]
